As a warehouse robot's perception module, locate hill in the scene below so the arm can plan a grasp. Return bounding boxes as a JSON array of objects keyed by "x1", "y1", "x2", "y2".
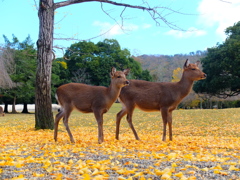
[{"x1": 133, "y1": 51, "x2": 207, "y2": 82}]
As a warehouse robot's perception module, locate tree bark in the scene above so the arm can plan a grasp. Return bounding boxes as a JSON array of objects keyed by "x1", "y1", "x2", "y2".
[
  {"x1": 12, "y1": 96, "x2": 17, "y2": 113},
  {"x1": 35, "y1": 0, "x2": 54, "y2": 129},
  {"x1": 4, "y1": 103, "x2": 9, "y2": 113},
  {"x1": 200, "y1": 99, "x2": 202, "y2": 109},
  {"x1": 21, "y1": 103, "x2": 29, "y2": 113}
]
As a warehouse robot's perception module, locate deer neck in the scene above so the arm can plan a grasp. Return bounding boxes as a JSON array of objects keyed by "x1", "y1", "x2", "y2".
[
  {"x1": 177, "y1": 74, "x2": 194, "y2": 97},
  {"x1": 106, "y1": 83, "x2": 122, "y2": 104}
]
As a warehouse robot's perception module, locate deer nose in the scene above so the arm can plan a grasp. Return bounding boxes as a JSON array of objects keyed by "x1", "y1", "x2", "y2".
[
  {"x1": 202, "y1": 73, "x2": 207, "y2": 79},
  {"x1": 125, "y1": 81, "x2": 130, "y2": 85}
]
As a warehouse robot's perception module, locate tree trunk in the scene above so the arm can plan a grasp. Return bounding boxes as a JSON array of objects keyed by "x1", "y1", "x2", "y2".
[
  {"x1": 21, "y1": 103, "x2": 29, "y2": 113},
  {"x1": 200, "y1": 99, "x2": 202, "y2": 109},
  {"x1": 12, "y1": 96, "x2": 17, "y2": 113},
  {"x1": 4, "y1": 103, "x2": 9, "y2": 113},
  {"x1": 35, "y1": 0, "x2": 54, "y2": 129}
]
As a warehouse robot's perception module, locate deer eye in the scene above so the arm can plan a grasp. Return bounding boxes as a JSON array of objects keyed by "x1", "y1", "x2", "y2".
[
  {"x1": 117, "y1": 76, "x2": 121, "y2": 78},
  {"x1": 192, "y1": 68, "x2": 196, "y2": 70}
]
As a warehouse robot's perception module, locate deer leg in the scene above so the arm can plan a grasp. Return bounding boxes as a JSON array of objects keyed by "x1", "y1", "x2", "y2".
[
  {"x1": 63, "y1": 110, "x2": 75, "y2": 143},
  {"x1": 161, "y1": 108, "x2": 169, "y2": 141},
  {"x1": 168, "y1": 111, "x2": 173, "y2": 141},
  {"x1": 126, "y1": 108, "x2": 139, "y2": 140},
  {"x1": 54, "y1": 109, "x2": 64, "y2": 142},
  {"x1": 116, "y1": 108, "x2": 127, "y2": 140},
  {"x1": 94, "y1": 111, "x2": 104, "y2": 144}
]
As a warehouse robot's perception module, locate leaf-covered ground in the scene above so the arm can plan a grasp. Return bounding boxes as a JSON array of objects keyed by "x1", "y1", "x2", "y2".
[{"x1": 0, "y1": 104, "x2": 240, "y2": 180}]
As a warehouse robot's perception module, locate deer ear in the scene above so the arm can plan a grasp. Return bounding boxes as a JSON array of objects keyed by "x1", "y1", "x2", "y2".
[
  {"x1": 184, "y1": 59, "x2": 190, "y2": 68},
  {"x1": 195, "y1": 61, "x2": 200, "y2": 66},
  {"x1": 123, "y1": 68, "x2": 130, "y2": 76},
  {"x1": 110, "y1": 67, "x2": 116, "y2": 77}
]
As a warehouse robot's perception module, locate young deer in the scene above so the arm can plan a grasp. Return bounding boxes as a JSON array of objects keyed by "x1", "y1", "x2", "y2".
[
  {"x1": 116, "y1": 59, "x2": 206, "y2": 141},
  {"x1": 54, "y1": 67, "x2": 130, "y2": 144}
]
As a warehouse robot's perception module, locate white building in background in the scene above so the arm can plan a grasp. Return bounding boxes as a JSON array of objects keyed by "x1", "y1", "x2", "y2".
[{"x1": 0, "y1": 104, "x2": 60, "y2": 113}]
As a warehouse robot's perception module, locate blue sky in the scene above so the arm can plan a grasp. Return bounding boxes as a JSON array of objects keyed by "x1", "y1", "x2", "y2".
[{"x1": 1, "y1": 0, "x2": 240, "y2": 57}]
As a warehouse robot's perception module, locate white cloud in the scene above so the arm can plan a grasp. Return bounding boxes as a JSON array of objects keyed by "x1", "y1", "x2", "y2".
[
  {"x1": 142, "y1": 23, "x2": 152, "y2": 29},
  {"x1": 165, "y1": 27, "x2": 207, "y2": 38},
  {"x1": 92, "y1": 21, "x2": 139, "y2": 38},
  {"x1": 198, "y1": 0, "x2": 240, "y2": 39}
]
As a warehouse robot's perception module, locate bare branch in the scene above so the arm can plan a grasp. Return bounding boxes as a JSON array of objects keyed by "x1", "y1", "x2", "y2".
[
  {"x1": 52, "y1": 51, "x2": 56, "y2": 61},
  {"x1": 100, "y1": 2, "x2": 127, "y2": 33},
  {"x1": 55, "y1": 0, "x2": 91, "y2": 8},
  {"x1": 53, "y1": 23, "x2": 123, "y2": 58},
  {"x1": 71, "y1": 68, "x2": 90, "y2": 84},
  {"x1": 33, "y1": 0, "x2": 39, "y2": 10},
  {"x1": 100, "y1": 2, "x2": 118, "y2": 26},
  {"x1": 52, "y1": 45, "x2": 65, "y2": 56},
  {"x1": 120, "y1": 6, "x2": 126, "y2": 27},
  {"x1": 54, "y1": 0, "x2": 192, "y2": 31},
  {"x1": 53, "y1": 45, "x2": 100, "y2": 60},
  {"x1": 54, "y1": 12, "x2": 70, "y2": 25},
  {"x1": 54, "y1": 0, "x2": 168, "y2": 12}
]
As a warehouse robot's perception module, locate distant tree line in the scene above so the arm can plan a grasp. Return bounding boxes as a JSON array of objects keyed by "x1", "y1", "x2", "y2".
[{"x1": 133, "y1": 51, "x2": 207, "y2": 83}]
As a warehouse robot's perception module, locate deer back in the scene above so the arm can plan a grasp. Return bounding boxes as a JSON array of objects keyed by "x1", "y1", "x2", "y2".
[
  {"x1": 119, "y1": 80, "x2": 180, "y2": 111},
  {"x1": 56, "y1": 83, "x2": 106, "y2": 112}
]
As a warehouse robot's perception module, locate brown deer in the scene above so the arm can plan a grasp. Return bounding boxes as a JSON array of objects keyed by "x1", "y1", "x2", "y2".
[
  {"x1": 116, "y1": 59, "x2": 206, "y2": 141},
  {"x1": 54, "y1": 67, "x2": 130, "y2": 144},
  {"x1": 0, "y1": 106, "x2": 4, "y2": 116}
]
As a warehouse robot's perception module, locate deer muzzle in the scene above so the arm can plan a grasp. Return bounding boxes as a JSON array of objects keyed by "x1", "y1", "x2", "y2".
[
  {"x1": 202, "y1": 73, "x2": 207, "y2": 79},
  {"x1": 125, "y1": 81, "x2": 130, "y2": 85}
]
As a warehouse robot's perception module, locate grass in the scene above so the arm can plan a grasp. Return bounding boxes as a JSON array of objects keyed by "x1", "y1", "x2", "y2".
[{"x1": 0, "y1": 104, "x2": 240, "y2": 179}]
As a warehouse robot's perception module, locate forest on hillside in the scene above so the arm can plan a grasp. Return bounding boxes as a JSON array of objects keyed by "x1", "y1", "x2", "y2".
[{"x1": 133, "y1": 51, "x2": 207, "y2": 82}]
